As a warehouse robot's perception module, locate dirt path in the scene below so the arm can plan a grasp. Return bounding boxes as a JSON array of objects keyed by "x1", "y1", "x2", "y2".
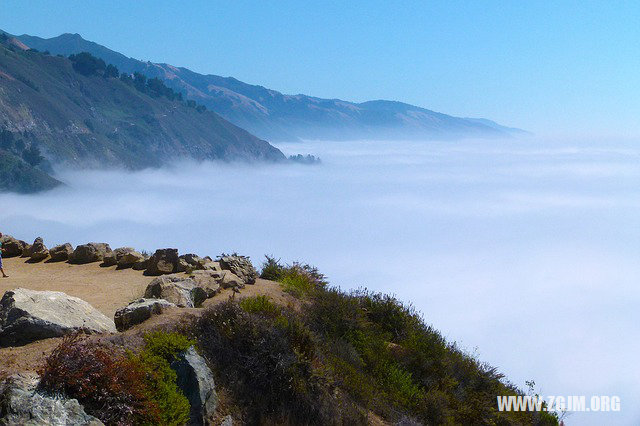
[{"x1": 0, "y1": 256, "x2": 290, "y2": 374}]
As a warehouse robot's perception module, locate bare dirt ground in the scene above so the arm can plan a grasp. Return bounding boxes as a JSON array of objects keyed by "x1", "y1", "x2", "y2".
[{"x1": 0, "y1": 255, "x2": 291, "y2": 374}]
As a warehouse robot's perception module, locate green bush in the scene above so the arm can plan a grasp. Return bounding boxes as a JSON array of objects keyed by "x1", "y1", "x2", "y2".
[
  {"x1": 39, "y1": 332, "x2": 194, "y2": 426},
  {"x1": 196, "y1": 301, "x2": 363, "y2": 425},
  {"x1": 239, "y1": 295, "x2": 281, "y2": 317},
  {"x1": 259, "y1": 255, "x2": 284, "y2": 280}
]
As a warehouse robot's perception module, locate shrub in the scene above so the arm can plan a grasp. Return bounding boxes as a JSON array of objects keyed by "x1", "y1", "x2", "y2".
[
  {"x1": 239, "y1": 295, "x2": 281, "y2": 317},
  {"x1": 38, "y1": 336, "x2": 159, "y2": 425},
  {"x1": 196, "y1": 301, "x2": 362, "y2": 425},
  {"x1": 39, "y1": 332, "x2": 193, "y2": 426},
  {"x1": 260, "y1": 255, "x2": 284, "y2": 280}
]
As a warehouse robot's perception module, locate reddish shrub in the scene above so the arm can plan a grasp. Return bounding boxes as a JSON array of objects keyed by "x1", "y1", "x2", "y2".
[{"x1": 38, "y1": 336, "x2": 160, "y2": 425}]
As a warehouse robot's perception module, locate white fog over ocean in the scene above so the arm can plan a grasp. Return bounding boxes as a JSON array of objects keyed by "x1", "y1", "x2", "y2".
[{"x1": 1, "y1": 138, "x2": 638, "y2": 425}]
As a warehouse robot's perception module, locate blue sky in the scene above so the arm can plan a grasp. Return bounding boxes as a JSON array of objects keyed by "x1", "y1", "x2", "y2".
[{"x1": 2, "y1": 1, "x2": 639, "y2": 137}]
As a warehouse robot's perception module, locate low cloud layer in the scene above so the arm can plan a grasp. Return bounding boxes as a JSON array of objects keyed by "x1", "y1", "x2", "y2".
[{"x1": 1, "y1": 138, "x2": 638, "y2": 425}]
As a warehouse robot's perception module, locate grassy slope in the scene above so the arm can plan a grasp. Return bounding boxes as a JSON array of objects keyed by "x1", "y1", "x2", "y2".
[{"x1": 0, "y1": 43, "x2": 285, "y2": 172}]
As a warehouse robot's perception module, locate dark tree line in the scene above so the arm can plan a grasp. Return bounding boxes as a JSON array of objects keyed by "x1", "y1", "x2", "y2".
[
  {"x1": 68, "y1": 52, "x2": 207, "y2": 111},
  {"x1": 0, "y1": 130, "x2": 44, "y2": 167}
]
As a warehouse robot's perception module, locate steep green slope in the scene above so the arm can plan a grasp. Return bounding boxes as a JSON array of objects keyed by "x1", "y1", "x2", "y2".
[
  {"x1": 0, "y1": 150, "x2": 61, "y2": 193},
  {"x1": 0, "y1": 39, "x2": 285, "y2": 174}
]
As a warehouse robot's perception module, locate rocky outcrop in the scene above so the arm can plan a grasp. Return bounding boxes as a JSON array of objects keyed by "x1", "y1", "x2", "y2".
[
  {"x1": 0, "y1": 373, "x2": 103, "y2": 425},
  {"x1": 0, "y1": 235, "x2": 26, "y2": 258},
  {"x1": 28, "y1": 237, "x2": 49, "y2": 262},
  {"x1": 146, "y1": 249, "x2": 179, "y2": 275},
  {"x1": 115, "y1": 248, "x2": 146, "y2": 268},
  {"x1": 0, "y1": 288, "x2": 116, "y2": 347},
  {"x1": 218, "y1": 255, "x2": 257, "y2": 284},
  {"x1": 49, "y1": 243, "x2": 73, "y2": 262},
  {"x1": 114, "y1": 298, "x2": 176, "y2": 331},
  {"x1": 20, "y1": 244, "x2": 33, "y2": 258},
  {"x1": 170, "y1": 347, "x2": 217, "y2": 426},
  {"x1": 144, "y1": 276, "x2": 207, "y2": 308},
  {"x1": 188, "y1": 271, "x2": 222, "y2": 297},
  {"x1": 69, "y1": 243, "x2": 112, "y2": 264}
]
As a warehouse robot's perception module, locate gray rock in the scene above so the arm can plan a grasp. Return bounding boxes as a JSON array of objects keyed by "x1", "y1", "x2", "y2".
[
  {"x1": 0, "y1": 288, "x2": 116, "y2": 347},
  {"x1": 189, "y1": 271, "x2": 222, "y2": 297},
  {"x1": 131, "y1": 258, "x2": 149, "y2": 270},
  {"x1": 0, "y1": 235, "x2": 26, "y2": 258},
  {"x1": 115, "y1": 248, "x2": 145, "y2": 267},
  {"x1": 114, "y1": 298, "x2": 176, "y2": 331},
  {"x1": 69, "y1": 243, "x2": 112, "y2": 264},
  {"x1": 21, "y1": 244, "x2": 33, "y2": 258},
  {"x1": 144, "y1": 276, "x2": 207, "y2": 308},
  {"x1": 220, "y1": 271, "x2": 244, "y2": 290},
  {"x1": 170, "y1": 347, "x2": 217, "y2": 426},
  {"x1": 0, "y1": 373, "x2": 103, "y2": 426},
  {"x1": 146, "y1": 248, "x2": 179, "y2": 275},
  {"x1": 218, "y1": 255, "x2": 257, "y2": 284},
  {"x1": 49, "y1": 243, "x2": 73, "y2": 262},
  {"x1": 28, "y1": 237, "x2": 49, "y2": 262},
  {"x1": 219, "y1": 415, "x2": 233, "y2": 426}
]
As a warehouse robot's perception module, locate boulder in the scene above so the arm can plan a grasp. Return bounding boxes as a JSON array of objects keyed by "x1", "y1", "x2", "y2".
[
  {"x1": 21, "y1": 244, "x2": 33, "y2": 258},
  {"x1": 114, "y1": 298, "x2": 176, "y2": 331},
  {"x1": 144, "y1": 276, "x2": 207, "y2": 308},
  {"x1": 220, "y1": 415, "x2": 233, "y2": 426},
  {"x1": 69, "y1": 243, "x2": 112, "y2": 264},
  {"x1": 115, "y1": 247, "x2": 145, "y2": 268},
  {"x1": 101, "y1": 252, "x2": 117, "y2": 267},
  {"x1": 0, "y1": 235, "x2": 26, "y2": 258},
  {"x1": 146, "y1": 248, "x2": 179, "y2": 275},
  {"x1": 28, "y1": 237, "x2": 49, "y2": 262},
  {"x1": 132, "y1": 258, "x2": 149, "y2": 271},
  {"x1": 220, "y1": 271, "x2": 244, "y2": 290},
  {"x1": 0, "y1": 373, "x2": 103, "y2": 425},
  {"x1": 189, "y1": 271, "x2": 222, "y2": 297},
  {"x1": 218, "y1": 255, "x2": 258, "y2": 284},
  {"x1": 49, "y1": 243, "x2": 73, "y2": 262},
  {"x1": 170, "y1": 347, "x2": 217, "y2": 426},
  {"x1": 0, "y1": 288, "x2": 116, "y2": 347}
]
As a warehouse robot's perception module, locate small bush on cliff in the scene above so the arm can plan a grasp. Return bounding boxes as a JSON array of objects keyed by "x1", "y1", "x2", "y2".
[
  {"x1": 196, "y1": 300, "x2": 364, "y2": 425},
  {"x1": 39, "y1": 332, "x2": 192, "y2": 425}
]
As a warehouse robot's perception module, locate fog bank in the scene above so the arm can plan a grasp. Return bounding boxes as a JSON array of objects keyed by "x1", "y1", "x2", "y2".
[{"x1": 1, "y1": 138, "x2": 638, "y2": 425}]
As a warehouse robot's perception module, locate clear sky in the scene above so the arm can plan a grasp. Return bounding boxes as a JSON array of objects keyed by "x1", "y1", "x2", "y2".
[{"x1": 2, "y1": 0, "x2": 639, "y2": 138}]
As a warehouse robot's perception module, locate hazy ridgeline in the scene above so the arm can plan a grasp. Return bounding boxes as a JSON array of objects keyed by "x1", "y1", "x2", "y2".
[{"x1": 1, "y1": 138, "x2": 638, "y2": 424}]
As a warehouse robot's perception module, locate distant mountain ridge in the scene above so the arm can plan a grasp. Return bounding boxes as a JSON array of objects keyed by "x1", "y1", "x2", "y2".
[
  {"x1": 17, "y1": 32, "x2": 526, "y2": 142},
  {"x1": 0, "y1": 33, "x2": 285, "y2": 192}
]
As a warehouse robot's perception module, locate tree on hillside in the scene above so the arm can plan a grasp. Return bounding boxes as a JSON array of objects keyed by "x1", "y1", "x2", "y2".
[
  {"x1": 22, "y1": 144, "x2": 44, "y2": 167},
  {"x1": 68, "y1": 52, "x2": 106, "y2": 76},
  {"x1": 104, "y1": 64, "x2": 119, "y2": 79}
]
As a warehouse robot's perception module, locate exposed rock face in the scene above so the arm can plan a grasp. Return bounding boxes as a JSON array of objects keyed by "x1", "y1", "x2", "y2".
[
  {"x1": 189, "y1": 271, "x2": 222, "y2": 297},
  {"x1": 170, "y1": 347, "x2": 217, "y2": 426},
  {"x1": 144, "y1": 276, "x2": 207, "y2": 308},
  {"x1": 0, "y1": 235, "x2": 26, "y2": 258},
  {"x1": 69, "y1": 243, "x2": 112, "y2": 264},
  {"x1": 218, "y1": 255, "x2": 257, "y2": 284},
  {"x1": 220, "y1": 415, "x2": 233, "y2": 426},
  {"x1": 21, "y1": 244, "x2": 33, "y2": 258},
  {"x1": 49, "y1": 243, "x2": 73, "y2": 262},
  {"x1": 114, "y1": 247, "x2": 145, "y2": 268},
  {"x1": 146, "y1": 248, "x2": 179, "y2": 275},
  {"x1": 114, "y1": 298, "x2": 176, "y2": 332},
  {"x1": 28, "y1": 237, "x2": 49, "y2": 262},
  {"x1": 220, "y1": 271, "x2": 244, "y2": 290},
  {"x1": 0, "y1": 288, "x2": 116, "y2": 347},
  {"x1": 0, "y1": 373, "x2": 103, "y2": 425}
]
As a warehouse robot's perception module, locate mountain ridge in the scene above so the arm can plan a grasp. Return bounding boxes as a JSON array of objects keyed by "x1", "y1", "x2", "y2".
[
  {"x1": 17, "y1": 32, "x2": 527, "y2": 142},
  {"x1": 0, "y1": 35, "x2": 285, "y2": 192}
]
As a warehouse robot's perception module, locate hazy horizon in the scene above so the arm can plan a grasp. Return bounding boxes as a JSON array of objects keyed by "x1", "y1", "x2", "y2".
[{"x1": 1, "y1": 137, "x2": 637, "y2": 424}]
